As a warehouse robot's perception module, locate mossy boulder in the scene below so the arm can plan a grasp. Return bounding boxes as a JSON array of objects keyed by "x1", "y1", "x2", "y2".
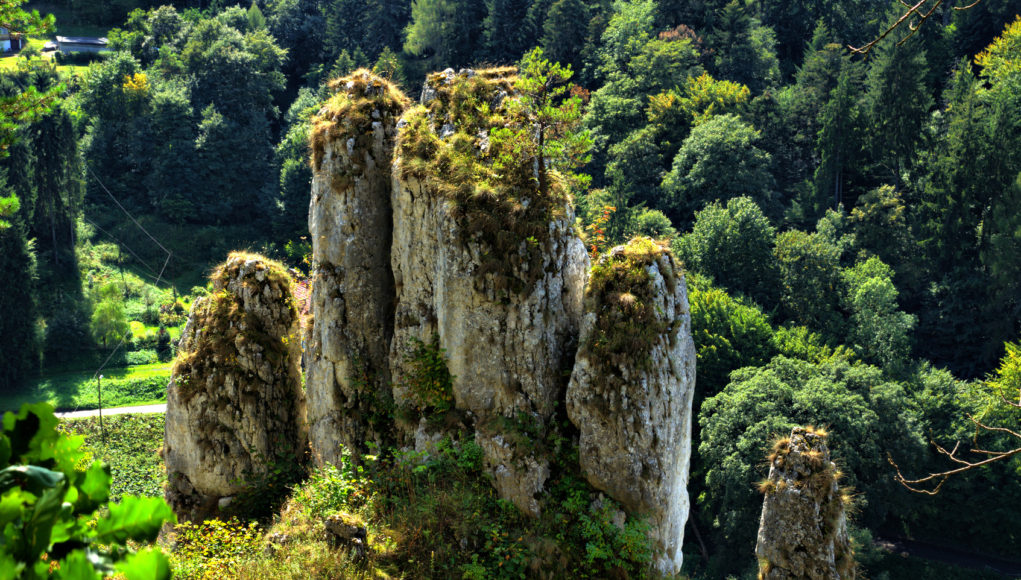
[{"x1": 165, "y1": 252, "x2": 307, "y2": 522}]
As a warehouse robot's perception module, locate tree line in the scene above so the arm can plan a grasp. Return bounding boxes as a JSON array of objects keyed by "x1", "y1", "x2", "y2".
[{"x1": 1, "y1": 0, "x2": 1019, "y2": 575}]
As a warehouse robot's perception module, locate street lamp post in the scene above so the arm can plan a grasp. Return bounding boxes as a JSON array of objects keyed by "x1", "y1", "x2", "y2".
[{"x1": 98, "y1": 374, "x2": 105, "y2": 444}]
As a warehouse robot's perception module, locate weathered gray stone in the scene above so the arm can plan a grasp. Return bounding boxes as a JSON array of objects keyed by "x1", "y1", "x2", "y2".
[
  {"x1": 388, "y1": 69, "x2": 589, "y2": 516},
  {"x1": 756, "y1": 427, "x2": 855, "y2": 580},
  {"x1": 164, "y1": 253, "x2": 307, "y2": 522},
  {"x1": 306, "y1": 70, "x2": 409, "y2": 465},
  {"x1": 324, "y1": 513, "x2": 368, "y2": 559},
  {"x1": 388, "y1": 166, "x2": 588, "y2": 516},
  {"x1": 566, "y1": 238, "x2": 696, "y2": 576}
]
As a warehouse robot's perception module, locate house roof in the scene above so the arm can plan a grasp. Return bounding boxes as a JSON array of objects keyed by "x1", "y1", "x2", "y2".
[
  {"x1": 293, "y1": 280, "x2": 312, "y2": 317},
  {"x1": 56, "y1": 36, "x2": 108, "y2": 45}
]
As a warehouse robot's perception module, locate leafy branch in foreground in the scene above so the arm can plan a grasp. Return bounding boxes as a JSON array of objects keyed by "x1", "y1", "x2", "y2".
[
  {"x1": 0, "y1": 403, "x2": 175, "y2": 579},
  {"x1": 0, "y1": 0, "x2": 60, "y2": 156}
]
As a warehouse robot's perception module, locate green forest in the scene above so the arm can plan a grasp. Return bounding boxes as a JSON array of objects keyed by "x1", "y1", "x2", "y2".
[{"x1": 1, "y1": 0, "x2": 1020, "y2": 577}]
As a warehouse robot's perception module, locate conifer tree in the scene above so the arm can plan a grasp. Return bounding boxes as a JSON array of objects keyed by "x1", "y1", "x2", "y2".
[
  {"x1": 482, "y1": 0, "x2": 535, "y2": 62},
  {"x1": 812, "y1": 61, "x2": 861, "y2": 214},
  {"x1": 0, "y1": 179, "x2": 39, "y2": 393},
  {"x1": 862, "y1": 19, "x2": 931, "y2": 187},
  {"x1": 541, "y1": 0, "x2": 588, "y2": 74}
]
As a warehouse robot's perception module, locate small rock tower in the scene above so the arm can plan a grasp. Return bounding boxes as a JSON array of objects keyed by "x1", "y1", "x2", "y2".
[
  {"x1": 755, "y1": 426, "x2": 855, "y2": 579},
  {"x1": 567, "y1": 237, "x2": 696, "y2": 575},
  {"x1": 164, "y1": 252, "x2": 307, "y2": 521}
]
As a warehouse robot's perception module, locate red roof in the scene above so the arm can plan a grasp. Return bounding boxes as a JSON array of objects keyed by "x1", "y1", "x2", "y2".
[{"x1": 293, "y1": 280, "x2": 312, "y2": 317}]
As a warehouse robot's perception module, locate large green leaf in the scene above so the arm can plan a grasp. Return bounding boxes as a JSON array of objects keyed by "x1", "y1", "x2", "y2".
[
  {"x1": 75, "y1": 462, "x2": 111, "y2": 513},
  {"x1": 0, "y1": 551, "x2": 23, "y2": 578},
  {"x1": 92, "y1": 496, "x2": 175, "y2": 544},
  {"x1": 4, "y1": 403, "x2": 58, "y2": 462},
  {"x1": 52, "y1": 550, "x2": 103, "y2": 580},
  {"x1": 21, "y1": 485, "x2": 67, "y2": 562},
  {"x1": 0, "y1": 465, "x2": 65, "y2": 495},
  {"x1": 0, "y1": 488, "x2": 29, "y2": 525},
  {"x1": 0, "y1": 434, "x2": 11, "y2": 468},
  {"x1": 114, "y1": 547, "x2": 172, "y2": 580}
]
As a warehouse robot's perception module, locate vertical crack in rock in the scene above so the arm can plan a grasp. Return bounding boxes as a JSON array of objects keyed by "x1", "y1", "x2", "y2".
[
  {"x1": 566, "y1": 238, "x2": 696, "y2": 576},
  {"x1": 755, "y1": 426, "x2": 855, "y2": 579},
  {"x1": 389, "y1": 68, "x2": 589, "y2": 516},
  {"x1": 307, "y1": 70, "x2": 410, "y2": 464},
  {"x1": 164, "y1": 252, "x2": 306, "y2": 522}
]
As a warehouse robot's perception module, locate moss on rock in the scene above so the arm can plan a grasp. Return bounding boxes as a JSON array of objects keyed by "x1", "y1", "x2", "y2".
[
  {"x1": 394, "y1": 67, "x2": 572, "y2": 294},
  {"x1": 165, "y1": 252, "x2": 307, "y2": 522},
  {"x1": 583, "y1": 237, "x2": 679, "y2": 374},
  {"x1": 310, "y1": 69, "x2": 410, "y2": 171}
]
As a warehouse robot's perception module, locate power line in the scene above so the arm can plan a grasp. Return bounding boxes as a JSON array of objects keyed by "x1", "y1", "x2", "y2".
[
  {"x1": 86, "y1": 165, "x2": 172, "y2": 256},
  {"x1": 72, "y1": 167, "x2": 174, "y2": 415},
  {"x1": 81, "y1": 213, "x2": 159, "y2": 277}
]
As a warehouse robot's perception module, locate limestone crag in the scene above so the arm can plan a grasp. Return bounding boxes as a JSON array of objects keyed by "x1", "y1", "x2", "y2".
[
  {"x1": 164, "y1": 253, "x2": 306, "y2": 521},
  {"x1": 755, "y1": 427, "x2": 854, "y2": 579},
  {"x1": 306, "y1": 68, "x2": 696, "y2": 568},
  {"x1": 566, "y1": 238, "x2": 695, "y2": 576},
  {"x1": 389, "y1": 68, "x2": 588, "y2": 516},
  {"x1": 306, "y1": 71, "x2": 410, "y2": 464}
]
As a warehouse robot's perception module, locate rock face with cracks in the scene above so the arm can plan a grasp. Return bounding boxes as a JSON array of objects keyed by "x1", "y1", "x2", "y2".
[
  {"x1": 305, "y1": 68, "x2": 696, "y2": 571},
  {"x1": 389, "y1": 67, "x2": 589, "y2": 517},
  {"x1": 566, "y1": 238, "x2": 696, "y2": 576},
  {"x1": 755, "y1": 427, "x2": 855, "y2": 579},
  {"x1": 306, "y1": 70, "x2": 410, "y2": 465},
  {"x1": 164, "y1": 253, "x2": 307, "y2": 522}
]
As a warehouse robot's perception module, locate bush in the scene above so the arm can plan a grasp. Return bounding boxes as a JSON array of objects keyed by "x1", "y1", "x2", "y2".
[
  {"x1": 126, "y1": 349, "x2": 158, "y2": 365},
  {"x1": 53, "y1": 50, "x2": 107, "y2": 66}
]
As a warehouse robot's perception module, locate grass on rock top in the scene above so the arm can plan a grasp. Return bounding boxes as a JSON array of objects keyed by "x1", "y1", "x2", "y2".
[
  {"x1": 395, "y1": 67, "x2": 575, "y2": 295},
  {"x1": 584, "y1": 237, "x2": 679, "y2": 374},
  {"x1": 309, "y1": 68, "x2": 410, "y2": 171},
  {"x1": 172, "y1": 252, "x2": 300, "y2": 402}
]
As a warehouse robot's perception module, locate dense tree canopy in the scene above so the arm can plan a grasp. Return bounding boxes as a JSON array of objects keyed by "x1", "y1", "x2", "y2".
[{"x1": 2, "y1": 1, "x2": 1021, "y2": 576}]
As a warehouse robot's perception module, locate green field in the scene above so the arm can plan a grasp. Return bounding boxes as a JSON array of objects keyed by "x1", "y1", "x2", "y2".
[
  {"x1": 0, "y1": 362, "x2": 172, "y2": 414},
  {"x1": 58, "y1": 413, "x2": 167, "y2": 500}
]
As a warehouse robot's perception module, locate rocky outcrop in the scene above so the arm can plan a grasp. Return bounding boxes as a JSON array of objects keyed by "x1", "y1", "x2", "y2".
[
  {"x1": 306, "y1": 70, "x2": 410, "y2": 464},
  {"x1": 755, "y1": 427, "x2": 855, "y2": 580},
  {"x1": 566, "y1": 238, "x2": 696, "y2": 576},
  {"x1": 164, "y1": 253, "x2": 307, "y2": 521},
  {"x1": 389, "y1": 68, "x2": 589, "y2": 516},
  {"x1": 304, "y1": 68, "x2": 697, "y2": 570}
]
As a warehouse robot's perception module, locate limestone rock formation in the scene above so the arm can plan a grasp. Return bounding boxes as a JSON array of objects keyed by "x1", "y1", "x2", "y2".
[
  {"x1": 306, "y1": 70, "x2": 410, "y2": 464},
  {"x1": 164, "y1": 253, "x2": 307, "y2": 521},
  {"x1": 566, "y1": 238, "x2": 696, "y2": 576},
  {"x1": 389, "y1": 68, "x2": 589, "y2": 516},
  {"x1": 305, "y1": 67, "x2": 698, "y2": 570},
  {"x1": 755, "y1": 427, "x2": 855, "y2": 580}
]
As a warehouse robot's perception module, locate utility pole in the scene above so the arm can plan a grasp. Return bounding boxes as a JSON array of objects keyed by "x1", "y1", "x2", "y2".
[{"x1": 98, "y1": 374, "x2": 105, "y2": 444}]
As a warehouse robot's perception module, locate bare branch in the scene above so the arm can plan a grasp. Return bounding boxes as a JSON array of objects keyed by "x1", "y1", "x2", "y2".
[
  {"x1": 889, "y1": 413, "x2": 1021, "y2": 495},
  {"x1": 849, "y1": 0, "x2": 983, "y2": 56}
]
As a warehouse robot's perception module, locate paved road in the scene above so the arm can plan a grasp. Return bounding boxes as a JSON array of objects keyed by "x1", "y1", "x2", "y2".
[{"x1": 57, "y1": 404, "x2": 167, "y2": 419}]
